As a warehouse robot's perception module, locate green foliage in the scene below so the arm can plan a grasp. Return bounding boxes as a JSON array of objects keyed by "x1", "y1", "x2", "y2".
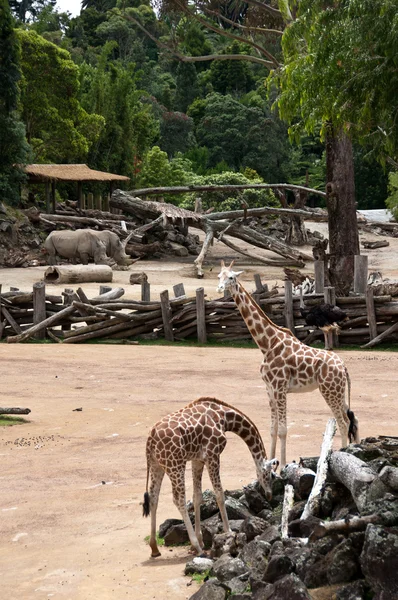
[
  {"x1": 0, "y1": 0, "x2": 31, "y2": 205},
  {"x1": 18, "y1": 29, "x2": 104, "y2": 163},
  {"x1": 174, "y1": 62, "x2": 199, "y2": 113},
  {"x1": 179, "y1": 171, "x2": 278, "y2": 212},
  {"x1": 159, "y1": 110, "x2": 195, "y2": 157},
  {"x1": 208, "y1": 41, "x2": 255, "y2": 96},
  {"x1": 386, "y1": 172, "x2": 398, "y2": 220},
  {"x1": 190, "y1": 571, "x2": 210, "y2": 584},
  {"x1": 353, "y1": 146, "x2": 389, "y2": 210},
  {"x1": 8, "y1": 0, "x2": 56, "y2": 24}
]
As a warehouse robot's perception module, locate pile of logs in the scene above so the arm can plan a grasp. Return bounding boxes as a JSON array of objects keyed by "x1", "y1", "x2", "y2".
[{"x1": 1, "y1": 275, "x2": 398, "y2": 347}]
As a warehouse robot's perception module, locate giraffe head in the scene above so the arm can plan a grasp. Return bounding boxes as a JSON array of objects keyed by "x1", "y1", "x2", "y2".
[
  {"x1": 217, "y1": 260, "x2": 243, "y2": 293},
  {"x1": 257, "y1": 458, "x2": 279, "y2": 500}
]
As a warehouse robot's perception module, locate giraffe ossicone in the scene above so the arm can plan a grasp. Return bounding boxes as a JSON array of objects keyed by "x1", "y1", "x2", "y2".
[
  {"x1": 143, "y1": 397, "x2": 278, "y2": 558},
  {"x1": 217, "y1": 261, "x2": 359, "y2": 468}
]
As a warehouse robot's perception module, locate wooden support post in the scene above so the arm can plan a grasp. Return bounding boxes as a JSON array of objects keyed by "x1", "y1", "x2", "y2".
[
  {"x1": 62, "y1": 288, "x2": 74, "y2": 332},
  {"x1": 196, "y1": 287, "x2": 207, "y2": 344},
  {"x1": 141, "y1": 281, "x2": 150, "y2": 302},
  {"x1": 284, "y1": 279, "x2": 295, "y2": 334},
  {"x1": 254, "y1": 274, "x2": 263, "y2": 293},
  {"x1": 51, "y1": 181, "x2": 56, "y2": 213},
  {"x1": 365, "y1": 286, "x2": 378, "y2": 341},
  {"x1": 354, "y1": 255, "x2": 368, "y2": 294},
  {"x1": 103, "y1": 194, "x2": 110, "y2": 212},
  {"x1": 314, "y1": 261, "x2": 325, "y2": 293},
  {"x1": 33, "y1": 281, "x2": 47, "y2": 340},
  {"x1": 173, "y1": 283, "x2": 186, "y2": 298},
  {"x1": 94, "y1": 192, "x2": 102, "y2": 211},
  {"x1": 77, "y1": 181, "x2": 83, "y2": 209},
  {"x1": 87, "y1": 192, "x2": 93, "y2": 210},
  {"x1": 323, "y1": 286, "x2": 338, "y2": 349},
  {"x1": 45, "y1": 181, "x2": 51, "y2": 214},
  {"x1": 160, "y1": 290, "x2": 174, "y2": 341}
]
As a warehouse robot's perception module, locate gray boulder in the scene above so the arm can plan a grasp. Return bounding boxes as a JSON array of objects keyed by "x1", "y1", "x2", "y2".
[
  {"x1": 327, "y1": 538, "x2": 360, "y2": 585},
  {"x1": 239, "y1": 538, "x2": 271, "y2": 582},
  {"x1": 271, "y1": 573, "x2": 311, "y2": 599},
  {"x1": 225, "y1": 497, "x2": 253, "y2": 520},
  {"x1": 240, "y1": 516, "x2": 268, "y2": 542},
  {"x1": 189, "y1": 580, "x2": 227, "y2": 600},
  {"x1": 211, "y1": 532, "x2": 247, "y2": 558},
  {"x1": 263, "y1": 554, "x2": 295, "y2": 583},
  {"x1": 163, "y1": 522, "x2": 189, "y2": 546},
  {"x1": 243, "y1": 481, "x2": 272, "y2": 514},
  {"x1": 334, "y1": 579, "x2": 368, "y2": 600},
  {"x1": 258, "y1": 525, "x2": 281, "y2": 545},
  {"x1": 211, "y1": 554, "x2": 248, "y2": 582},
  {"x1": 158, "y1": 517, "x2": 183, "y2": 538},
  {"x1": 185, "y1": 556, "x2": 214, "y2": 575},
  {"x1": 360, "y1": 524, "x2": 398, "y2": 600}
]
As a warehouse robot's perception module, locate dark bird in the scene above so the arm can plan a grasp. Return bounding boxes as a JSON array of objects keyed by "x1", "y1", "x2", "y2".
[{"x1": 299, "y1": 286, "x2": 348, "y2": 333}]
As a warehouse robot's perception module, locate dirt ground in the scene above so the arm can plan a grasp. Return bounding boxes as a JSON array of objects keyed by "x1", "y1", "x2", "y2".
[{"x1": 1, "y1": 221, "x2": 398, "y2": 600}]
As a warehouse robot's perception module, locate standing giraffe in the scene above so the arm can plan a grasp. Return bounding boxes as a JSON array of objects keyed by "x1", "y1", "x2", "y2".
[
  {"x1": 217, "y1": 261, "x2": 359, "y2": 467},
  {"x1": 143, "y1": 397, "x2": 278, "y2": 557}
]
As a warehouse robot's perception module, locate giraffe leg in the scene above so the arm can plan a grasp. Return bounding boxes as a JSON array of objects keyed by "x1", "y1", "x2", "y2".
[
  {"x1": 206, "y1": 456, "x2": 231, "y2": 534},
  {"x1": 268, "y1": 393, "x2": 279, "y2": 460},
  {"x1": 169, "y1": 467, "x2": 204, "y2": 555},
  {"x1": 273, "y1": 389, "x2": 288, "y2": 467},
  {"x1": 319, "y1": 385, "x2": 350, "y2": 448},
  {"x1": 192, "y1": 460, "x2": 205, "y2": 548},
  {"x1": 148, "y1": 465, "x2": 165, "y2": 557}
]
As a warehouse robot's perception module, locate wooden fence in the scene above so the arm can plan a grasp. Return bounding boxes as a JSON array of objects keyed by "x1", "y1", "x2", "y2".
[{"x1": 1, "y1": 274, "x2": 398, "y2": 347}]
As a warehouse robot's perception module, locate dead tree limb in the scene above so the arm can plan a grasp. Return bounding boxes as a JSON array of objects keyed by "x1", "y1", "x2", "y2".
[
  {"x1": 281, "y1": 463, "x2": 316, "y2": 499},
  {"x1": 6, "y1": 304, "x2": 76, "y2": 343},
  {"x1": 194, "y1": 227, "x2": 214, "y2": 278},
  {"x1": 310, "y1": 514, "x2": 381, "y2": 541},
  {"x1": 301, "y1": 418, "x2": 336, "y2": 520},
  {"x1": 216, "y1": 234, "x2": 298, "y2": 267},
  {"x1": 0, "y1": 407, "x2": 31, "y2": 415},
  {"x1": 281, "y1": 484, "x2": 294, "y2": 539},
  {"x1": 129, "y1": 183, "x2": 327, "y2": 199},
  {"x1": 360, "y1": 321, "x2": 398, "y2": 348}
]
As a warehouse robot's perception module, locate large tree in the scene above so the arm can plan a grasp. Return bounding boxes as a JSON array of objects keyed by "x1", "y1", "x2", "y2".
[
  {"x1": 123, "y1": 0, "x2": 361, "y2": 293},
  {"x1": 0, "y1": 0, "x2": 31, "y2": 204}
]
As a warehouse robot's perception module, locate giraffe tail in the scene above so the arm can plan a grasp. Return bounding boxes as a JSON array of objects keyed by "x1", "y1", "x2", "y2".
[
  {"x1": 345, "y1": 366, "x2": 359, "y2": 443},
  {"x1": 142, "y1": 450, "x2": 151, "y2": 517}
]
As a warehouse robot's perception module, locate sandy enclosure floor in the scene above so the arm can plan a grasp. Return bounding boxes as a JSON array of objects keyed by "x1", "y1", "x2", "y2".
[
  {"x1": 1, "y1": 220, "x2": 398, "y2": 599},
  {"x1": 1, "y1": 345, "x2": 398, "y2": 600}
]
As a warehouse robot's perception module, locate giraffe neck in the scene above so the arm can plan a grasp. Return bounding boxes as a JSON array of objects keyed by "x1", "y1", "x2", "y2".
[
  {"x1": 223, "y1": 405, "x2": 266, "y2": 461},
  {"x1": 230, "y1": 280, "x2": 283, "y2": 353}
]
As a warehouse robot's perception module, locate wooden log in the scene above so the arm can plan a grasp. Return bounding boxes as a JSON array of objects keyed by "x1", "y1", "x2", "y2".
[
  {"x1": 361, "y1": 240, "x2": 389, "y2": 249},
  {"x1": 324, "y1": 286, "x2": 337, "y2": 349},
  {"x1": 6, "y1": 304, "x2": 76, "y2": 343},
  {"x1": 301, "y1": 418, "x2": 336, "y2": 520},
  {"x1": 33, "y1": 281, "x2": 47, "y2": 340},
  {"x1": 329, "y1": 451, "x2": 389, "y2": 511},
  {"x1": 44, "y1": 265, "x2": 113, "y2": 285},
  {"x1": 141, "y1": 281, "x2": 150, "y2": 302},
  {"x1": 281, "y1": 463, "x2": 316, "y2": 499},
  {"x1": 196, "y1": 287, "x2": 207, "y2": 344},
  {"x1": 310, "y1": 514, "x2": 380, "y2": 541},
  {"x1": 314, "y1": 260, "x2": 325, "y2": 293},
  {"x1": 99, "y1": 285, "x2": 112, "y2": 295},
  {"x1": 284, "y1": 280, "x2": 295, "y2": 334},
  {"x1": 89, "y1": 287, "x2": 125, "y2": 303},
  {"x1": 360, "y1": 320, "x2": 398, "y2": 348},
  {"x1": 218, "y1": 233, "x2": 295, "y2": 267},
  {"x1": 281, "y1": 484, "x2": 294, "y2": 540},
  {"x1": 2, "y1": 306, "x2": 22, "y2": 334},
  {"x1": 365, "y1": 286, "x2": 378, "y2": 341},
  {"x1": 160, "y1": 290, "x2": 174, "y2": 341},
  {"x1": 354, "y1": 255, "x2": 368, "y2": 294},
  {"x1": 0, "y1": 407, "x2": 31, "y2": 415},
  {"x1": 194, "y1": 227, "x2": 214, "y2": 278},
  {"x1": 173, "y1": 283, "x2": 186, "y2": 298}
]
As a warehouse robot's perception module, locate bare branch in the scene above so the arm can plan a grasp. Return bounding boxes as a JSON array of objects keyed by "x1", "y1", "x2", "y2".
[
  {"x1": 202, "y1": 7, "x2": 283, "y2": 36},
  {"x1": 244, "y1": 0, "x2": 283, "y2": 18},
  {"x1": 131, "y1": 183, "x2": 327, "y2": 198},
  {"x1": 121, "y1": 13, "x2": 275, "y2": 68}
]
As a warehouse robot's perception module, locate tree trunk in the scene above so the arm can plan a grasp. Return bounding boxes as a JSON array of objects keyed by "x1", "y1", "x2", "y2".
[{"x1": 325, "y1": 127, "x2": 359, "y2": 295}]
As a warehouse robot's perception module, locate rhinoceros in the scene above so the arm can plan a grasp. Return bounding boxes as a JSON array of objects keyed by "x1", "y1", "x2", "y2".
[{"x1": 43, "y1": 229, "x2": 133, "y2": 266}]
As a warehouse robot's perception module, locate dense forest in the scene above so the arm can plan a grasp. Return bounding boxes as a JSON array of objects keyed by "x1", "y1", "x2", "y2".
[{"x1": 1, "y1": 0, "x2": 395, "y2": 214}]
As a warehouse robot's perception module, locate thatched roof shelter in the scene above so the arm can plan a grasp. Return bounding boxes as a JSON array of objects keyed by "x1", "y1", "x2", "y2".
[
  {"x1": 24, "y1": 164, "x2": 130, "y2": 213},
  {"x1": 25, "y1": 164, "x2": 130, "y2": 183}
]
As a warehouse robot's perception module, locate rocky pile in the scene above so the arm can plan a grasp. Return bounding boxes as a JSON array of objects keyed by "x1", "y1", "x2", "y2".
[{"x1": 158, "y1": 436, "x2": 398, "y2": 600}]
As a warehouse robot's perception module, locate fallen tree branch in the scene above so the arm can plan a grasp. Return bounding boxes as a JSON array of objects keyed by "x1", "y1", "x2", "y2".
[
  {"x1": 301, "y1": 418, "x2": 336, "y2": 520},
  {"x1": 130, "y1": 183, "x2": 327, "y2": 199},
  {"x1": 360, "y1": 320, "x2": 398, "y2": 348},
  {"x1": 0, "y1": 407, "x2": 31, "y2": 415},
  {"x1": 6, "y1": 304, "x2": 76, "y2": 343},
  {"x1": 309, "y1": 514, "x2": 381, "y2": 541},
  {"x1": 281, "y1": 484, "x2": 294, "y2": 540}
]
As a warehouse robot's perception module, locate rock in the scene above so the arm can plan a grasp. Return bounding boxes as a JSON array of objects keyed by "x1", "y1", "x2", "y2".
[
  {"x1": 163, "y1": 522, "x2": 189, "y2": 546},
  {"x1": 158, "y1": 517, "x2": 184, "y2": 538},
  {"x1": 243, "y1": 481, "x2": 272, "y2": 514},
  {"x1": 285, "y1": 546, "x2": 321, "y2": 583},
  {"x1": 211, "y1": 532, "x2": 247, "y2": 558},
  {"x1": 288, "y1": 516, "x2": 323, "y2": 538},
  {"x1": 263, "y1": 554, "x2": 295, "y2": 583},
  {"x1": 343, "y1": 443, "x2": 385, "y2": 462},
  {"x1": 258, "y1": 525, "x2": 281, "y2": 545},
  {"x1": 269, "y1": 540, "x2": 284, "y2": 557},
  {"x1": 288, "y1": 500, "x2": 306, "y2": 522},
  {"x1": 240, "y1": 516, "x2": 268, "y2": 542},
  {"x1": 201, "y1": 514, "x2": 222, "y2": 548},
  {"x1": 222, "y1": 574, "x2": 250, "y2": 595},
  {"x1": 225, "y1": 497, "x2": 253, "y2": 520},
  {"x1": 271, "y1": 573, "x2": 312, "y2": 599},
  {"x1": 312, "y1": 534, "x2": 344, "y2": 556},
  {"x1": 189, "y1": 580, "x2": 227, "y2": 600},
  {"x1": 211, "y1": 554, "x2": 248, "y2": 582},
  {"x1": 334, "y1": 579, "x2": 368, "y2": 600},
  {"x1": 185, "y1": 556, "x2": 214, "y2": 575},
  {"x1": 251, "y1": 580, "x2": 275, "y2": 600},
  {"x1": 168, "y1": 241, "x2": 189, "y2": 256},
  {"x1": 327, "y1": 538, "x2": 360, "y2": 585},
  {"x1": 360, "y1": 524, "x2": 398, "y2": 600},
  {"x1": 239, "y1": 538, "x2": 271, "y2": 581},
  {"x1": 257, "y1": 509, "x2": 273, "y2": 522},
  {"x1": 187, "y1": 489, "x2": 220, "y2": 520},
  {"x1": 299, "y1": 456, "x2": 319, "y2": 472}
]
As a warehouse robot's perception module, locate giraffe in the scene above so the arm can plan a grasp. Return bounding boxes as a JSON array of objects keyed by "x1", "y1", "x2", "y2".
[
  {"x1": 142, "y1": 397, "x2": 278, "y2": 557},
  {"x1": 217, "y1": 261, "x2": 359, "y2": 467}
]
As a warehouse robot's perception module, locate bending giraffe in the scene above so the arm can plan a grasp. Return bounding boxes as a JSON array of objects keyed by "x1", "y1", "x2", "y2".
[
  {"x1": 217, "y1": 261, "x2": 359, "y2": 467},
  {"x1": 143, "y1": 397, "x2": 278, "y2": 557}
]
